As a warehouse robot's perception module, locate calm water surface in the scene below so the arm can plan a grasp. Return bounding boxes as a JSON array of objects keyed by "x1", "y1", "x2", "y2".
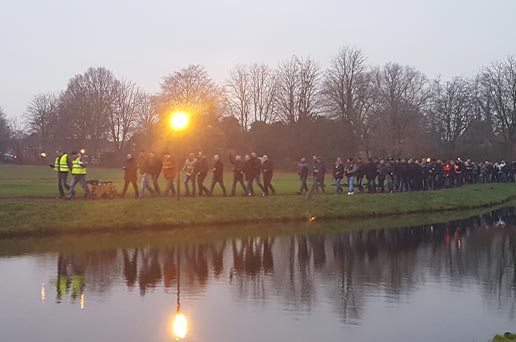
[{"x1": 1, "y1": 209, "x2": 516, "y2": 342}]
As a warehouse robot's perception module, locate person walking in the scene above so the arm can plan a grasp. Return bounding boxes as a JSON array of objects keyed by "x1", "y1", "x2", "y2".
[
  {"x1": 297, "y1": 157, "x2": 309, "y2": 195},
  {"x1": 229, "y1": 153, "x2": 246, "y2": 196},
  {"x1": 345, "y1": 158, "x2": 358, "y2": 195},
  {"x1": 385, "y1": 158, "x2": 395, "y2": 193},
  {"x1": 50, "y1": 148, "x2": 71, "y2": 199},
  {"x1": 209, "y1": 154, "x2": 227, "y2": 196},
  {"x1": 365, "y1": 158, "x2": 377, "y2": 193},
  {"x1": 182, "y1": 153, "x2": 197, "y2": 196},
  {"x1": 149, "y1": 152, "x2": 162, "y2": 195},
  {"x1": 307, "y1": 156, "x2": 325, "y2": 199},
  {"x1": 196, "y1": 152, "x2": 210, "y2": 196},
  {"x1": 333, "y1": 157, "x2": 345, "y2": 194},
  {"x1": 121, "y1": 153, "x2": 139, "y2": 198},
  {"x1": 262, "y1": 154, "x2": 276, "y2": 196},
  {"x1": 245, "y1": 152, "x2": 265, "y2": 196},
  {"x1": 355, "y1": 157, "x2": 365, "y2": 192},
  {"x1": 139, "y1": 151, "x2": 157, "y2": 198},
  {"x1": 319, "y1": 157, "x2": 327, "y2": 193},
  {"x1": 377, "y1": 160, "x2": 387, "y2": 193},
  {"x1": 66, "y1": 151, "x2": 90, "y2": 200},
  {"x1": 162, "y1": 152, "x2": 177, "y2": 197}
]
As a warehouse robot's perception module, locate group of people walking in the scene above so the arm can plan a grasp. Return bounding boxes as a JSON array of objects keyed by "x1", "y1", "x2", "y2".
[
  {"x1": 120, "y1": 151, "x2": 276, "y2": 198},
  {"x1": 301, "y1": 156, "x2": 516, "y2": 197},
  {"x1": 50, "y1": 147, "x2": 516, "y2": 200}
]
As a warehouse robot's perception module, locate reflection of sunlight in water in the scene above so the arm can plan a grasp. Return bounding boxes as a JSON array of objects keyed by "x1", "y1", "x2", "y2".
[
  {"x1": 40, "y1": 284, "x2": 45, "y2": 302},
  {"x1": 171, "y1": 312, "x2": 188, "y2": 340},
  {"x1": 80, "y1": 293, "x2": 85, "y2": 310}
]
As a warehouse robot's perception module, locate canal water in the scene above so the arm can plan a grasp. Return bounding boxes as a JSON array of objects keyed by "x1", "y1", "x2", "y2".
[{"x1": 1, "y1": 208, "x2": 516, "y2": 342}]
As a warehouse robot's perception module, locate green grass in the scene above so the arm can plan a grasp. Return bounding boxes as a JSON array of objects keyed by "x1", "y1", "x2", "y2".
[
  {"x1": 492, "y1": 333, "x2": 516, "y2": 342},
  {"x1": 0, "y1": 164, "x2": 516, "y2": 238},
  {"x1": 0, "y1": 164, "x2": 300, "y2": 197}
]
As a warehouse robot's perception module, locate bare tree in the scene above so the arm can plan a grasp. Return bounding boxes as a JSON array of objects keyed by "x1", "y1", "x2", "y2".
[
  {"x1": 371, "y1": 63, "x2": 431, "y2": 156},
  {"x1": 108, "y1": 80, "x2": 141, "y2": 151},
  {"x1": 225, "y1": 64, "x2": 252, "y2": 132},
  {"x1": 24, "y1": 93, "x2": 59, "y2": 151},
  {"x1": 429, "y1": 77, "x2": 474, "y2": 153},
  {"x1": 249, "y1": 63, "x2": 277, "y2": 124},
  {"x1": 159, "y1": 65, "x2": 223, "y2": 118},
  {"x1": 297, "y1": 57, "x2": 322, "y2": 122},
  {"x1": 471, "y1": 75, "x2": 493, "y2": 122},
  {"x1": 60, "y1": 67, "x2": 118, "y2": 155},
  {"x1": 323, "y1": 47, "x2": 375, "y2": 149},
  {"x1": 0, "y1": 106, "x2": 12, "y2": 151},
  {"x1": 276, "y1": 56, "x2": 321, "y2": 124},
  {"x1": 134, "y1": 93, "x2": 160, "y2": 147},
  {"x1": 480, "y1": 56, "x2": 516, "y2": 156}
]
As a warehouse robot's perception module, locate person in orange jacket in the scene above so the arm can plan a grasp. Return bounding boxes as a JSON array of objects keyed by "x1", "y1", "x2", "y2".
[{"x1": 162, "y1": 152, "x2": 177, "y2": 197}]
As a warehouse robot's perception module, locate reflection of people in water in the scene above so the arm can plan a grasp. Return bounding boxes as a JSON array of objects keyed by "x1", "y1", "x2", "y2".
[
  {"x1": 162, "y1": 248, "x2": 177, "y2": 289},
  {"x1": 262, "y1": 238, "x2": 274, "y2": 274},
  {"x1": 189, "y1": 245, "x2": 209, "y2": 287},
  {"x1": 122, "y1": 249, "x2": 138, "y2": 289},
  {"x1": 211, "y1": 242, "x2": 225, "y2": 278},
  {"x1": 230, "y1": 237, "x2": 275, "y2": 279},
  {"x1": 48, "y1": 206, "x2": 516, "y2": 322},
  {"x1": 56, "y1": 254, "x2": 87, "y2": 303},
  {"x1": 138, "y1": 249, "x2": 162, "y2": 296}
]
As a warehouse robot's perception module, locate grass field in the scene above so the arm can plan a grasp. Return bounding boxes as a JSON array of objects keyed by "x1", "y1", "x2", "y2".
[
  {"x1": 0, "y1": 164, "x2": 300, "y2": 198},
  {"x1": 1, "y1": 163, "x2": 516, "y2": 238}
]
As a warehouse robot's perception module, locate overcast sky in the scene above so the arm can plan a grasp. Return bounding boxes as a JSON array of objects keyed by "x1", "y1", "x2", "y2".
[{"x1": 1, "y1": 0, "x2": 515, "y2": 119}]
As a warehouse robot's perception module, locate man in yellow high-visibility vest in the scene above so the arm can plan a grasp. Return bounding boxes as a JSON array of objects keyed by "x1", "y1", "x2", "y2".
[
  {"x1": 49, "y1": 149, "x2": 71, "y2": 199},
  {"x1": 66, "y1": 151, "x2": 90, "y2": 200}
]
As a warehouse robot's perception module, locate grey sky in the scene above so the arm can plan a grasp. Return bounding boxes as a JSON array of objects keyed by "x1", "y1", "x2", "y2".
[{"x1": 1, "y1": 0, "x2": 515, "y2": 120}]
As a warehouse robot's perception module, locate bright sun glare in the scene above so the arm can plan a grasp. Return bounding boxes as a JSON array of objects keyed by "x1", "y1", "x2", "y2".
[
  {"x1": 170, "y1": 112, "x2": 189, "y2": 131},
  {"x1": 172, "y1": 312, "x2": 188, "y2": 340}
]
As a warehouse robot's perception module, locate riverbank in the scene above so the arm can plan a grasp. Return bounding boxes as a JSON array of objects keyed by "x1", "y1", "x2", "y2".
[
  {"x1": 0, "y1": 204, "x2": 507, "y2": 256},
  {"x1": 1, "y1": 182, "x2": 516, "y2": 238}
]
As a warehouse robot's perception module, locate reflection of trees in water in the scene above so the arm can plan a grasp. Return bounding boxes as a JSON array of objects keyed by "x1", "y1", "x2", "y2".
[{"x1": 51, "y1": 208, "x2": 516, "y2": 321}]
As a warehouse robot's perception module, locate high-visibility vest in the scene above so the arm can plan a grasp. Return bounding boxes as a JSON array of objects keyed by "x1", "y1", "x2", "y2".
[
  {"x1": 71, "y1": 156, "x2": 87, "y2": 175},
  {"x1": 59, "y1": 154, "x2": 69, "y2": 173},
  {"x1": 54, "y1": 157, "x2": 60, "y2": 171}
]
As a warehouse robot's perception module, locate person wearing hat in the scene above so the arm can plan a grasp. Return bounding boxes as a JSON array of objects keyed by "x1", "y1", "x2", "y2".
[{"x1": 66, "y1": 150, "x2": 90, "y2": 199}]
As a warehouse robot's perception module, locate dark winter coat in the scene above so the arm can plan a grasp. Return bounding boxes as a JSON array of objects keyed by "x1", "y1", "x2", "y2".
[
  {"x1": 333, "y1": 163, "x2": 345, "y2": 179},
  {"x1": 212, "y1": 159, "x2": 224, "y2": 181},
  {"x1": 149, "y1": 155, "x2": 162, "y2": 177},
  {"x1": 229, "y1": 154, "x2": 244, "y2": 174},
  {"x1": 196, "y1": 156, "x2": 209, "y2": 176},
  {"x1": 262, "y1": 160, "x2": 274, "y2": 178},
  {"x1": 298, "y1": 162, "x2": 309, "y2": 178},
  {"x1": 377, "y1": 164, "x2": 388, "y2": 179},
  {"x1": 124, "y1": 157, "x2": 138, "y2": 182},
  {"x1": 365, "y1": 161, "x2": 378, "y2": 180}
]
